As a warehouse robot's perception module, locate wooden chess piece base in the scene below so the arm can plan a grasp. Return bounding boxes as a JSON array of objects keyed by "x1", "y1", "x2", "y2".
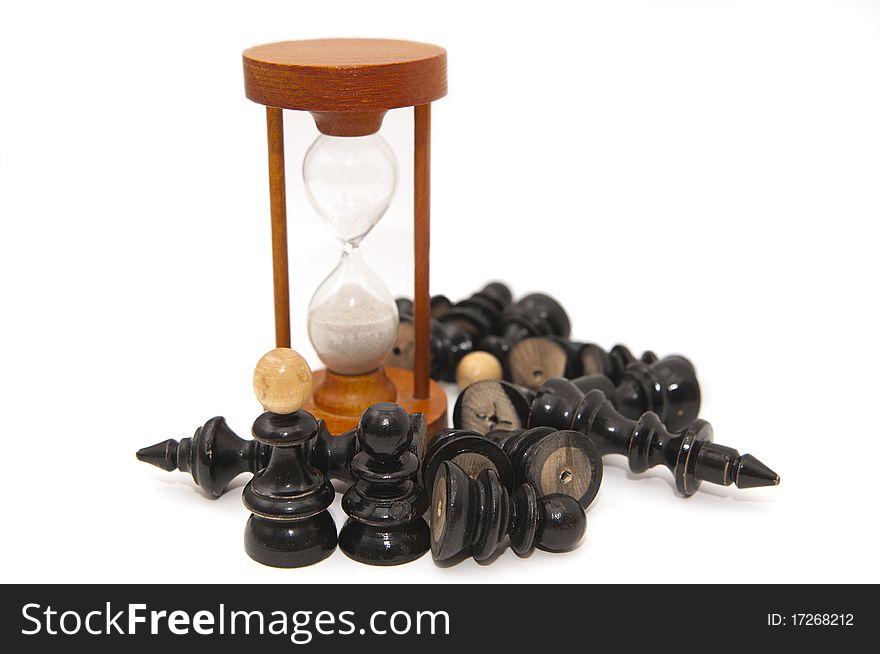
[{"x1": 304, "y1": 366, "x2": 447, "y2": 437}]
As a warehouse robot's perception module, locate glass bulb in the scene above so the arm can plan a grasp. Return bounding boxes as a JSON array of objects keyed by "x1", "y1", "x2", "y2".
[
  {"x1": 303, "y1": 133, "x2": 398, "y2": 245},
  {"x1": 303, "y1": 132, "x2": 399, "y2": 375},
  {"x1": 307, "y1": 248, "x2": 398, "y2": 375}
]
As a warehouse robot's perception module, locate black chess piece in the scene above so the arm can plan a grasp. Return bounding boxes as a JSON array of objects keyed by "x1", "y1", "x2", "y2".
[
  {"x1": 529, "y1": 380, "x2": 780, "y2": 496},
  {"x1": 580, "y1": 343, "x2": 658, "y2": 384},
  {"x1": 339, "y1": 403, "x2": 430, "y2": 565},
  {"x1": 136, "y1": 416, "x2": 272, "y2": 498},
  {"x1": 420, "y1": 428, "x2": 515, "y2": 495},
  {"x1": 488, "y1": 427, "x2": 603, "y2": 509},
  {"x1": 508, "y1": 336, "x2": 587, "y2": 390},
  {"x1": 137, "y1": 413, "x2": 426, "y2": 495},
  {"x1": 389, "y1": 283, "x2": 512, "y2": 381},
  {"x1": 571, "y1": 354, "x2": 700, "y2": 432},
  {"x1": 242, "y1": 409, "x2": 337, "y2": 567},
  {"x1": 439, "y1": 282, "x2": 513, "y2": 337},
  {"x1": 430, "y1": 461, "x2": 586, "y2": 562},
  {"x1": 452, "y1": 379, "x2": 534, "y2": 434},
  {"x1": 479, "y1": 293, "x2": 572, "y2": 370}
]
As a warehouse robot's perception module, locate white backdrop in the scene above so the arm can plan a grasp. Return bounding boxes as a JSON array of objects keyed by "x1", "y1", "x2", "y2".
[{"x1": 1, "y1": 0, "x2": 878, "y2": 584}]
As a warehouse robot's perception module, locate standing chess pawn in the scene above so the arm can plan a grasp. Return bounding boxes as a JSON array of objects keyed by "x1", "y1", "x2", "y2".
[
  {"x1": 580, "y1": 343, "x2": 658, "y2": 384},
  {"x1": 529, "y1": 381, "x2": 780, "y2": 497},
  {"x1": 571, "y1": 354, "x2": 700, "y2": 432},
  {"x1": 479, "y1": 293, "x2": 572, "y2": 370},
  {"x1": 489, "y1": 427, "x2": 603, "y2": 509},
  {"x1": 136, "y1": 417, "x2": 272, "y2": 497},
  {"x1": 430, "y1": 461, "x2": 586, "y2": 562},
  {"x1": 339, "y1": 403, "x2": 430, "y2": 565},
  {"x1": 243, "y1": 348, "x2": 337, "y2": 567}
]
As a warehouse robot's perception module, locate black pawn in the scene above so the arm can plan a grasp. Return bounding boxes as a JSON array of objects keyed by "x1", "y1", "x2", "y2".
[
  {"x1": 242, "y1": 410, "x2": 337, "y2": 567},
  {"x1": 430, "y1": 461, "x2": 586, "y2": 562},
  {"x1": 136, "y1": 417, "x2": 271, "y2": 498},
  {"x1": 490, "y1": 427, "x2": 603, "y2": 509},
  {"x1": 572, "y1": 354, "x2": 701, "y2": 432},
  {"x1": 339, "y1": 403, "x2": 430, "y2": 566},
  {"x1": 530, "y1": 381, "x2": 780, "y2": 497}
]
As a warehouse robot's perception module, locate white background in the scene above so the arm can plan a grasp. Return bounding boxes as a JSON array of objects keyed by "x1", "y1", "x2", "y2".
[{"x1": 2, "y1": 0, "x2": 878, "y2": 584}]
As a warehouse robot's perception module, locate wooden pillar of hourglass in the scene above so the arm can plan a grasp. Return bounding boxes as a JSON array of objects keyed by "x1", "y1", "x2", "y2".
[{"x1": 243, "y1": 38, "x2": 448, "y2": 436}]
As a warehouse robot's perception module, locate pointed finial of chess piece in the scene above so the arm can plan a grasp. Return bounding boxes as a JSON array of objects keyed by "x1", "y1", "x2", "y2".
[
  {"x1": 339, "y1": 402, "x2": 430, "y2": 565},
  {"x1": 529, "y1": 379, "x2": 780, "y2": 497},
  {"x1": 430, "y1": 461, "x2": 586, "y2": 562},
  {"x1": 243, "y1": 348, "x2": 337, "y2": 567},
  {"x1": 572, "y1": 354, "x2": 701, "y2": 432},
  {"x1": 136, "y1": 417, "x2": 271, "y2": 497}
]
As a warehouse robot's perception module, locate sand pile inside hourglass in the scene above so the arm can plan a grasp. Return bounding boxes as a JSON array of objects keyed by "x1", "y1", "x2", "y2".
[{"x1": 308, "y1": 282, "x2": 399, "y2": 375}]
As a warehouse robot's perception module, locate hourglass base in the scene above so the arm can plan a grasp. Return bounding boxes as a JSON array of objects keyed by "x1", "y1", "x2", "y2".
[{"x1": 304, "y1": 366, "x2": 448, "y2": 438}]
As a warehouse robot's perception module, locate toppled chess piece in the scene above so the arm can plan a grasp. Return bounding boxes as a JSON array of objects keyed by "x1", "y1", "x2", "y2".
[
  {"x1": 452, "y1": 379, "x2": 533, "y2": 435},
  {"x1": 479, "y1": 293, "x2": 572, "y2": 369},
  {"x1": 137, "y1": 411, "x2": 425, "y2": 495},
  {"x1": 530, "y1": 379, "x2": 780, "y2": 497},
  {"x1": 430, "y1": 461, "x2": 586, "y2": 562},
  {"x1": 389, "y1": 283, "x2": 512, "y2": 381},
  {"x1": 489, "y1": 427, "x2": 603, "y2": 509},
  {"x1": 243, "y1": 348, "x2": 337, "y2": 567},
  {"x1": 339, "y1": 403, "x2": 430, "y2": 565},
  {"x1": 136, "y1": 416, "x2": 272, "y2": 498},
  {"x1": 572, "y1": 354, "x2": 701, "y2": 432},
  {"x1": 508, "y1": 336, "x2": 586, "y2": 390},
  {"x1": 580, "y1": 343, "x2": 658, "y2": 384},
  {"x1": 420, "y1": 428, "x2": 515, "y2": 495}
]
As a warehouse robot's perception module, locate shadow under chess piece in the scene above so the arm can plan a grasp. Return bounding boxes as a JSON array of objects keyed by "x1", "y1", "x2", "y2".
[
  {"x1": 530, "y1": 380, "x2": 780, "y2": 497},
  {"x1": 339, "y1": 403, "x2": 430, "y2": 565},
  {"x1": 489, "y1": 427, "x2": 603, "y2": 510},
  {"x1": 243, "y1": 348, "x2": 337, "y2": 568},
  {"x1": 572, "y1": 354, "x2": 701, "y2": 432},
  {"x1": 430, "y1": 461, "x2": 586, "y2": 563}
]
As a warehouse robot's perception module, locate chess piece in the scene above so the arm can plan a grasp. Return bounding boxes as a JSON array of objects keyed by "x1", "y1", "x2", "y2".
[
  {"x1": 508, "y1": 336, "x2": 586, "y2": 390},
  {"x1": 389, "y1": 283, "x2": 512, "y2": 382},
  {"x1": 339, "y1": 402, "x2": 430, "y2": 565},
  {"x1": 430, "y1": 461, "x2": 586, "y2": 562},
  {"x1": 572, "y1": 355, "x2": 701, "y2": 432},
  {"x1": 479, "y1": 293, "x2": 572, "y2": 369},
  {"x1": 452, "y1": 379, "x2": 533, "y2": 435},
  {"x1": 580, "y1": 343, "x2": 658, "y2": 384},
  {"x1": 138, "y1": 412, "x2": 425, "y2": 495},
  {"x1": 439, "y1": 282, "x2": 513, "y2": 337},
  {"x1": 420, "y1": 428, "x2": 515, "y2": 495},
  {"x1": 243, "y1": 348, "x2": 337, "y2": 567},
  {"x1": 529, "y1": 380, "x2": 781, "y2": 497},
  {"x1": 455, "y1": 351, "x2": 503, "y2": 391},
  {"x1": 489, "y1": 427, "x2": 603, "y2": 509},
  {"x1": 136, "y1": 417, "x2": 271, "y2": 497}
]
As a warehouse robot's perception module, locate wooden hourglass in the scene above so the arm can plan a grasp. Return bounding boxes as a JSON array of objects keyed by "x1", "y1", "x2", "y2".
[{"x1": 243, "y1": 38, "x2": 448, "y2": 436}]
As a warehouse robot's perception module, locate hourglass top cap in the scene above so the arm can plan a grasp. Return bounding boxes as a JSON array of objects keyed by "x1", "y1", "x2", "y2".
[{"x1": 243, "y1": 38, "x2": 447, "y2": 113}]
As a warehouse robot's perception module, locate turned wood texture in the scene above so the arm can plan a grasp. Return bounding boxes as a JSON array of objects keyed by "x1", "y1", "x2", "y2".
[
  {"x1": 243, "y1": 39, "x2": 448, "y2": 114},
  {"x1": 414, "y1": 103, "x2": 431, "y2": 399}
]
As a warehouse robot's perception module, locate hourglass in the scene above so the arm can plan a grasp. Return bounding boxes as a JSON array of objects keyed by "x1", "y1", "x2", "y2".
[{"x1": 243, "y1": 38, "x2": 449, "y2": 436}]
